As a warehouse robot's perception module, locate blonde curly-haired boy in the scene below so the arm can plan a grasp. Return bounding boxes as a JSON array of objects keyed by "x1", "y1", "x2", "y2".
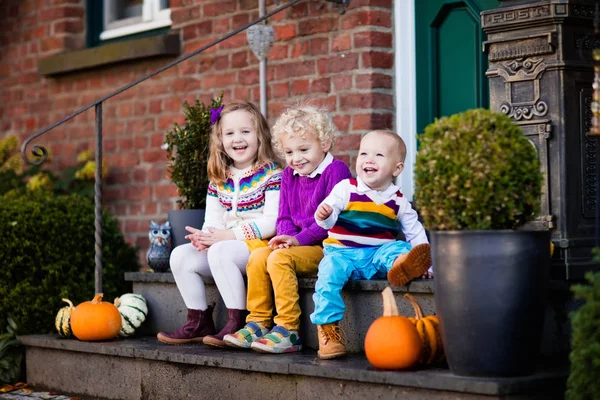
[{"x1": 223, "y1": 104, "x2": 352, "y2": 353}]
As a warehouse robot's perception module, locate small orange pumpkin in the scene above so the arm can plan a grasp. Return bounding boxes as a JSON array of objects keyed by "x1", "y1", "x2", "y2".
[
  {"x1": 364, "y1": 287, "x2": 422, "y2": 370},
  {"x1": 404, "y1": 293, "x2": 444, "y2": 364},
  {"x1": 70, "y1": 293, "x2": 122, "y2": 341}
]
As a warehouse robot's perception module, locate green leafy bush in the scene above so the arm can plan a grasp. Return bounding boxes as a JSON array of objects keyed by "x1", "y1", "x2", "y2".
[
  {"x1": 0, "y1": 193, "x2": 140, "y2": 335},
  {"x1": 566, "y1": 272, "x2": 600, "y2": 400},
  {"x1": 414, "y1": 108, "x2": 542, "y2": 230},
  {"x1": 164, "y1": 93, "x2": 223, "y2": 210},
  {"x1": 0, "y1": 318, "x2": 22, "y2": 385}
]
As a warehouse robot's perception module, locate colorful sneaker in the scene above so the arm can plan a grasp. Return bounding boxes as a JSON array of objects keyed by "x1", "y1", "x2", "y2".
[
  {"x1": 223, "y1": 321, "x2": 269, "y2": 349},
  {"x1": 250, "y1": 325, "x2": 302, "y2": 354}
]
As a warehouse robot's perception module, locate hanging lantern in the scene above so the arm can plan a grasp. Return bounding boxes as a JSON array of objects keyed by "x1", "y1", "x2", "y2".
[{"x1": 247, "y1": 24, "x2": 275, "y2": 60}]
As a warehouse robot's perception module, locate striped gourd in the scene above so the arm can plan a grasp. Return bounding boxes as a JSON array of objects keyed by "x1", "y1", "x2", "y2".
[
  {"x1": 55, "y1": 298, "x2": 75, "y2": 337},
  {"x1": 114, "y1": 293, "x2": 148, "y2": 337},
  {"x1": 403, "y1": 294, "x2": 445, "y2": 364}
]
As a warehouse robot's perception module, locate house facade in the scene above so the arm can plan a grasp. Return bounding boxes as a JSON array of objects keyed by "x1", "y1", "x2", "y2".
[{"x1": 1, "y1": 0, "x2": 596, "y2": 277}]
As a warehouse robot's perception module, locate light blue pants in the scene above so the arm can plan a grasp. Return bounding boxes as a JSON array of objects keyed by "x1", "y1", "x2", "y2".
[{"x1": 310, "y1": 241, "x2": 412, "y2": 325}]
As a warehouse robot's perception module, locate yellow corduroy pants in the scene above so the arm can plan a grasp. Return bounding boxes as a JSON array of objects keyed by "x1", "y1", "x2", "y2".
[{"x1": 246, "y1": 245, "x2": 323, "y2": 331}]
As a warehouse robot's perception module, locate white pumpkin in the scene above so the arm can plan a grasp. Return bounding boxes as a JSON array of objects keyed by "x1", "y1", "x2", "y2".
[{"x1": 114, "y1": 293, "x2": 148, "y2": 337}]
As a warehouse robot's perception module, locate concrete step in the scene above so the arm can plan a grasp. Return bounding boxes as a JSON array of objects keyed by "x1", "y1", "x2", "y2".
[
  {"x1": 125, "y1": 272, "x2": 436, "y2": 353},
  {"x1": 19, "y1": 335, "x2": 568, "y2": 400}
]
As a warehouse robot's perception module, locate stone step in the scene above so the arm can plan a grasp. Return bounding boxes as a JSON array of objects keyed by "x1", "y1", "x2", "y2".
[
  {"x1": 19, "y1": 335, "x2": 568, "y2": 400},
  {"x1": 125, "y1": 272, "x2": 435, "y2": 353}
]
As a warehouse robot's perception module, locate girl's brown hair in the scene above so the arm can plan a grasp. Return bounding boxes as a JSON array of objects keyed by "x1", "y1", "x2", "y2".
[{"x1": 207, "y1": 101, "x2": 279, "y2": 183}]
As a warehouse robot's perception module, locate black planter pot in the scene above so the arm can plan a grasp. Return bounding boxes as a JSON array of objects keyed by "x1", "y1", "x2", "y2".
[
  {"x1": 167, "y1": 209, "x2": 206, "y2": 248},
  {"x1": 432, "y1": 230, "x2": 550, "y2": 377}
]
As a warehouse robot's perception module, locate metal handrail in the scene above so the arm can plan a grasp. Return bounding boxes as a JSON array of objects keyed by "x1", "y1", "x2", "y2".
[{"x1": 20, "y1": 0, "x2": 305, "y2": 293}]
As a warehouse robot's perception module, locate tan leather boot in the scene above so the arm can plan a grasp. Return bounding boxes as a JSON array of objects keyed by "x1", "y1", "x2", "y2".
[{"x1": 317, "y1": 323, "x2": 346, "y2": 359}]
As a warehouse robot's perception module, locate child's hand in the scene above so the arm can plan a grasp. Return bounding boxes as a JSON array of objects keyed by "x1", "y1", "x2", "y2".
[
  {"x1": 268, "y1": 235, "x2": 300, "y2": 249},
  {"x1": 315, "y1": 203, "x2": 333, "y2": 221},
  {"x1": 194, "y1": 228, "x2": 236, "y2": 246},
  {"x1": 184, "y1": 226, "x2": 207, "y2": 251}
]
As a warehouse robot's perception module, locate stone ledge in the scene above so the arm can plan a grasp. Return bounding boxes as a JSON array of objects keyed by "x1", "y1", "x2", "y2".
[
  {"x1": 124, "y1": 272, "x2": 434, "y2": 293},
  {"x1": 38, "y1": 31, "x2": 180, "y2": 76},
  {"x1": 19, "y1": 335, "x2": 567, "y2": 397}
]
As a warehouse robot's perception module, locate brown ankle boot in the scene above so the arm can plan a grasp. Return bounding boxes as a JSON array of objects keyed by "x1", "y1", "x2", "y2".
[
  {"x1": 157, "y1": 304, "x2": 216, "y2": 345},
  {"x1": 317, "y1": 323, "x2": 346, "y2": 360},
  {"x1": 203, "y1": 309, "x2": 246, "y2": 348},
  {"x1": 387, "y1": 243, "x2": 432, "y2": 287}
]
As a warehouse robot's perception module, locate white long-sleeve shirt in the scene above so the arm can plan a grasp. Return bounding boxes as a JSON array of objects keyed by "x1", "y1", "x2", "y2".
[{"x1": 316, "y1": 177, "x2": 428, "y2": 248}]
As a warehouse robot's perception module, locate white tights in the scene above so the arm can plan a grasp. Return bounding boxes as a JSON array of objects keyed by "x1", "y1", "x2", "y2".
[{"x1": 169, "y1": 240, "x2": 250, "y2": 311}]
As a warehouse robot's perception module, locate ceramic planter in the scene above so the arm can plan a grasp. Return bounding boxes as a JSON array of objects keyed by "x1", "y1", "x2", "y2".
[
  {"x1": 167, "y1": 209, "x2": 206, "y2": 248},
  {"x1": 432, "y1": 230, "x2": 550, "y2": 377}
]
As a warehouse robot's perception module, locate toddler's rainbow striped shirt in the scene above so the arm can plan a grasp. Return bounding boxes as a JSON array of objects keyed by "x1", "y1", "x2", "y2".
[{"x1": 317, "y1": 178, "x2": 428, "y2": 248}]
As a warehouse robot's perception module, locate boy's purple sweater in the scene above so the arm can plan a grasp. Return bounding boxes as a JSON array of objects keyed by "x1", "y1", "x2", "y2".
[{"x1": 277, "y1": 159, "x2": 352, "y2": 246}]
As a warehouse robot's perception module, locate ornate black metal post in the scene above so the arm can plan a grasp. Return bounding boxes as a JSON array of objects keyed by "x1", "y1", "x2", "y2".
[{"x1": 483, "y1": 0, "x2": 600, "y2": 280}]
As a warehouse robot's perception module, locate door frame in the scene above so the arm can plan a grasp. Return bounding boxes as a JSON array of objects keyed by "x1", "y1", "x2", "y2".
[{"x1": 394, "y1": 0, "x2": 417, "y2": 200}]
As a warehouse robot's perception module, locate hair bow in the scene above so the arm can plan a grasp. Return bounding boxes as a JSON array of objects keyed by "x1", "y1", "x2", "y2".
[{"x1": 210, "y1": 105, "x2": 225, "y2": 125}]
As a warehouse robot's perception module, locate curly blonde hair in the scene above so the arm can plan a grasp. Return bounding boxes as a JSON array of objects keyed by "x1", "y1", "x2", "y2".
[
  {"x1": 207, "y1": 102, "x2": 279, "y2": 183},
  {"x1": 271, "y1": 104, "x2": 339, "y2": 155}
]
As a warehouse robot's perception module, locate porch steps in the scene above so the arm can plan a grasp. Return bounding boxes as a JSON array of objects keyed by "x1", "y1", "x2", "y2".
[
  {"x1": 125, "y1": 273, "x2": 437, "y2": 353},
  {"x1": 19, "y1": 334, "x2": 568, "y2": 400}
]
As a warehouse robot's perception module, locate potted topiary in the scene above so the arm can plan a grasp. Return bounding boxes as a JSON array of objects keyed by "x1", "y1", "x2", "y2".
[
  {"x1": 164, "y1": 94, "x2": 223, "y2": 248},
  {"x1": 414, "y1": 108, "x2": 549, "y2": 377}
]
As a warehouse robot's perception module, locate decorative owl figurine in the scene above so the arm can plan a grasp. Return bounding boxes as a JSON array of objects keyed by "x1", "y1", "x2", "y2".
[{"x1": 146, "y1": 221, "x2": 172, "y2": 272}]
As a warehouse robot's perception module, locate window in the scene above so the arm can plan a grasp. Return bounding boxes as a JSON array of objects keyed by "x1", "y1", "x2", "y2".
[{"x1": 100, "y1": 0, "x2": 171, "y2": 41}]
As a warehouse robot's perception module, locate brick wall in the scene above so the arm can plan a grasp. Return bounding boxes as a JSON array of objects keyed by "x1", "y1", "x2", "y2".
[{"x1": 0, "y1": 0, "x2": 394, "y2": 261}]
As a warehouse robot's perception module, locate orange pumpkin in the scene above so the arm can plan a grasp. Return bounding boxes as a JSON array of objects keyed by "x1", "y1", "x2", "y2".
[
  {"x1": 70, "y1": 293, "x2": 122, "y2": 341},
  {"x1": 364, "y1": 287, "x2": 422, "y2": 369},
  {"x1": 404, "y1": 293, "x2": 444, "y2": 364}
]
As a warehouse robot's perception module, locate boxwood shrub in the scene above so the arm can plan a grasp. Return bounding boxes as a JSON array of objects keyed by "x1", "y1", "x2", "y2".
[{"x1": 0, "y1": 193, "x2": 140, "y2": 335}]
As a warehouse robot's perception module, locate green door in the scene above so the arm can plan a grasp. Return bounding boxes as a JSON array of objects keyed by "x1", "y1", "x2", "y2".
[{"x1": 415, "y1": 0, "x2": 499, "y2": 134}]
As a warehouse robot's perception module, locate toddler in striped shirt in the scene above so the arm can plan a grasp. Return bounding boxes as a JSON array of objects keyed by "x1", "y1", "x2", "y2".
[{"x1": 310, "y1": 129, "x2": 432, "y2": 360}]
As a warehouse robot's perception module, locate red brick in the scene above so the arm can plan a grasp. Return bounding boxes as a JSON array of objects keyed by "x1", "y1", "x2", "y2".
[
  {"x1": 311, "y1": 77, "x2": 331, "y2": 93},
  {"x1": 336, "y1": 133, "x2": 362, "y2": 151},
  {"x1": 333, "y1": 115, "x2": 351, "y2": 132},
  {"x1": 352, "y1": 113, "x2": 393, "y2": 130},
  {"x1": 291, "y1": 79, "x2": 310, "y2": 95},
  {"x1": 52, "y1": 19, "x2": 84, "y2": 35},
  {"x1": 183, "y1": 21, "x2": 213, "y2": 40},
  {"x1": 348, "y1": 0, "x2": 393, "y2": 7},
  {"x1": 291, "y1": 41, "x2": 309, "y2": 58},
  {"x1": 355, "y1": 73, "x2": 392, "y2": 89},
  {"x1": 273, "y1": 60, "x2": 315, "y2": 80},
  {"x1": 238, "y1": 69, "x2": 259, "y2": 85},
  {"x1": 317, "y1": 54, "x2": 359, "y2": 74},
  {"x1": 354, "y1": 31, "x2": 392, "y2": 49},
  {"x1": 340, "y1": 93, "x2": 393, "y2": 110},
  {"x1": 298, "y1": 17, "x2": 335, "y2": 36},
  {"x1": 232, "y1": 13, "x2": 250, "y2": 29},
  {"x1": 362, "y1": 51, "x2": 394, "y2": 69},
  {"x1": 214, "y1": 17, "x2": 230, "y2": 34},
  {"x1": 269, "y1": 44, "x2": 288, "y2": 60},
  {"x1": 340, "y1": 10, "x2": 392, "y2": 29},
  {"x1": 154, "y1": 184, "x2": 179, "y2": 199},
  {"x1": 204, "y1": 0, "x2": 237, "y2": 17},
  {"x1": 274, "y1": 24, "x2": 296, "y2": 41},
  {"x1": 232, "y1": 51, "x2": 248, "y2": 68},
  {"x1": 332, "y1": 34, "x2": 351, "y2": 52},
  {"x1": 270, "y1": 82, "x2": 289, "y2": 99}
]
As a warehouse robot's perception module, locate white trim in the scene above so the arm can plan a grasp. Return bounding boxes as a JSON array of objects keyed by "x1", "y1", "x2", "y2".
[
  {"x1": 100, "y1": 1, "x2": 172, "y2": 41},
  {"x1": 394, "y1": 0, "x2": 417, "y2": 201}
]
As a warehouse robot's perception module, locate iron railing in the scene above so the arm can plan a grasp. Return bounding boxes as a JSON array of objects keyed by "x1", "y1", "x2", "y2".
[{"x1": 20, "y1": 0, "x2": 348, "y2": 293}]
